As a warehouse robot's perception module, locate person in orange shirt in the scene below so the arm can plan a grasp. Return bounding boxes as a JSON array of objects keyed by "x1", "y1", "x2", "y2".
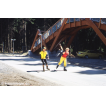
[{"x1": 56, "y1": 48, "x2": 69, "y2": 71}]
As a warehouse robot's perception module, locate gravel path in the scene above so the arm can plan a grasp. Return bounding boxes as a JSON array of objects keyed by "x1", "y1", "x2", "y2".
[{"x1": 0, "y1": 61, "x2": 60, "y2": 86}]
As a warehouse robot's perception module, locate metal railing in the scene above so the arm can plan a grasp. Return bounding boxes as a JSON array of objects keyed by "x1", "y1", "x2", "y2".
[
  {"x1": 34, "y1": 18, "x2": 64, "y2": 47},
  {"x1": 91, "y1": 18, "x2": 106, "y2": 24},
  {"x1": 66, "y1": 18, "x2": 85, "y2": 23}
]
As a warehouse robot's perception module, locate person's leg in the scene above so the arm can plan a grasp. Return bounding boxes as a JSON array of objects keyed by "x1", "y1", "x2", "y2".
[
  {"x1": 41, "y1": 59, "x2": 45, "y2": 71},
  {"x1": 44, "y1": 59, "x2": 50, "y2": 70},
  {"x1": 56, "y1": 57, "x2": 64, "y2": 69},
  {"x1": 64, "y1": 58, "x2": 67, "y2": 71}
]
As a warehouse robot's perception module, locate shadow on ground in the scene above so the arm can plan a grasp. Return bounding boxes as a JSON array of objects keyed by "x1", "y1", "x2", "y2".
[
  {"x1": 75, "y1": 69, "x2": 106, "y2": 75},
  {"x1": 0, "y1": 58, "x2": 40, "y2": 62},
  {"x1": 69, "y1": 63, "x2": 106, "y2": 70},
  {"x1": 67, "y1": 58, "x2": 106, "y2": 70},
  {"x1": 1, "y1": 54, "x2": 106, "y2": 71},
  {"x1": 27, "y1": 70, "x2": 64, "y2": 73},
  {"x1": 27, "y1": 70, "x2": 43, "y2": 73},
  {"x1": 19, "y1": 62, "x2": 58, "y2": 66}
]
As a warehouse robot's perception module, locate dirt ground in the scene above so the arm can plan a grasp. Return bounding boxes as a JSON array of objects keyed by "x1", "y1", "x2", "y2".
[
  {"x1": 0, "y1": 73, "x2": 41, "y2": 86},
  {"x1": 0, "y1": 61, "x2": 59, "y2": 86}
]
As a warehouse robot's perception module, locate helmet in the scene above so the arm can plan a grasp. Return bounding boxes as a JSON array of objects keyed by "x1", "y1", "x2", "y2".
[{"x1": 43, "y1": 47, "x2": 46, "y2": 50}]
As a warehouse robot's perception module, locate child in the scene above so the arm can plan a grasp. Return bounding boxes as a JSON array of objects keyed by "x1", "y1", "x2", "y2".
[
  {"x1": 56, "y1": 48, "x2": 69, "y2": 71},
  {"x1": 39, "y1": 47, "x2": 50, "y2": 71},
  {"x1": 56, "y1": 44, "x2": 63, "y2": 57}
]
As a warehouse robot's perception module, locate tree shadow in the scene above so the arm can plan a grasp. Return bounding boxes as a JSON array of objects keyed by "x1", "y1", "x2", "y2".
[
  {"x1": 0, "y1": 58, "x2": 40, "y2": 62},
  {"x1": 67, "y1": 58, "x2": 106, "y2": 70},
  {"x1": 1, "y1": 55, "x2": 106, "y2": 71},
  {"x1": 19, "y1": 62, "x2": 58, "y2": 66},
  {"x1": 67, "y1": 63, "x2": 106, "y2": 70},
  {"x1": 75, "y1": 69, "x2": 106, "y2": 75},
  {"x1": 20, "y1": 63, "x2": 43, "y2": 66}
]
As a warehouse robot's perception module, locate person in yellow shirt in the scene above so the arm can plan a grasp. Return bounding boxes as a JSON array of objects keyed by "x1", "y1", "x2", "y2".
[{"x1": 39, "y1": 47, "x2": 50, "y2": 71}]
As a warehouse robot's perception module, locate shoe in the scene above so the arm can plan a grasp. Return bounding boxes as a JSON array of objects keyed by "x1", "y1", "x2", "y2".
[
  {"x1": 46, "y1": 66, "x2": 50, "y2": 70},
  {"x1": 43, "y1": 69, "x2": 45, "y2": 72},
  {"x1": 56, "y1": 65, "x2": 59, "y2": 69},
  {"x1": 43, "y1": 65, "x2": 45, "y2": 72},
  {"x1": 47, "y1": 67, "x2": 50, "y2": 70},
  {"x1": 64, "y1": 67, "x2": 67, "y2": 71},
  {"x1": 47, "y1": 68, "x2": 50, "y2": 70}
]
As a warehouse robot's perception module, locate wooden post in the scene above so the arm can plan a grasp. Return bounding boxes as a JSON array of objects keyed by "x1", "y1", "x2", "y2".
[
  {"x1": 66, "y1": 33, "x2": 77, "y2": 48},
  {"x1": 53, "y1": 36, "x2": 67, "y2": 51},
  {"x1": 98, "y1": 18, "x2": 101, "y2": 28},
  {"x1": 86, "y1": 18, "x2": 106, "y2": 46},
  {"x1": 51, "y1": 28, "x2": 53, "y2": 35},
  {"x1": 74, "y1": 18, "x2": 76, "y2": 27},
  {"x1": 31, "y1": 29, "x2": 40, "y2": 51},
  {"x1": 53, "y1": 33, "x2": 73, "y2": 51},
  {"x1": 44, "y1": 36, "x2": 45, "y2": 40},
  {"x1": 50, "y1": 18, "x2": 68, "y2": 52},
  {"x1": 56, "y1": 24, "x2": 57, "y2": 30},
  {"x1": 69, "y1": 18, "x2": 71, "y2": 28},
  {"x1": 70, "y1": 26, "x2": 91, "y2": 35},
  {"x1": 80, "y1": 18, "x2": 81, "y2": 26}
]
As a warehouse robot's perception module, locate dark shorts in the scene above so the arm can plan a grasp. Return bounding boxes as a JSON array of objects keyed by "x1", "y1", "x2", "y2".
[{"x1": 41, "y1": 59, "x2": 47, "y2": 65}]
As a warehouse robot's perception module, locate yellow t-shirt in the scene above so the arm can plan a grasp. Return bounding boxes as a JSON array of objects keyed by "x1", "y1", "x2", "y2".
[{"x1": 39, "y1": 51, "x2": 47, "y2": 59}]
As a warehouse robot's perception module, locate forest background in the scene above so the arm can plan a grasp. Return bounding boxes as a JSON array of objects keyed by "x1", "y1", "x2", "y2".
[{"x1": 0, "y1": 18, "x2": 106, "y2": 55}]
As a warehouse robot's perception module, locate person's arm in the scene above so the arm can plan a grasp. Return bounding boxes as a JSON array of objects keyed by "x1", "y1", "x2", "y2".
[
  {"x1": 59, "y1": 44, "x2": 63, "y2": 51},
  {"x1": 62, "y1": 52, "x2": 65, "y2": 54},
  {"x1": 46, "y1": 51, "x2": 49, "y2": 59},
  {"x1": 39, "y1": 51, "x2": 41, "y2": 59},
  {"x1": 39, "y1": 51, "x2": 41, "y2": 55},
  {"x1": 60, "y1": 46, "x2": 63, "y2": 51}
]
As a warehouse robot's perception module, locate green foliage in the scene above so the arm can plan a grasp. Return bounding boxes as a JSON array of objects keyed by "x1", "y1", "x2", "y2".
[
  {"x1": 1, "y1": 18, "x2": 105, "y2": 54},
  {"x1": 0, "y1": 18, "x2": 60, "y2": 52},
  {"x1": 70, "y1": 28, "x2": 106, "y2": 55}
]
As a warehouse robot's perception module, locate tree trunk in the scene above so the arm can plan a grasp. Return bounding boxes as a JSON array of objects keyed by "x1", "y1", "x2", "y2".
[
  {"x1": 1, "y1": 21, "x2": 3, "y2": 52},
  {"x1": 11, "y1": 32, "x2": 12, "y2": 53},
  {"x1": 44, "y1": 18, "x2": 46, "y2": 31},
  {"x1": 8, "y1": 19, "x2": 10, "y2": 53},
  {"x1": 8, "y1": 33, "x2": 10, "y2": 53},
  {"x1": 25, "y1": 21, "x2": 27, "y2": 51},
  {"x1": 5, "y1": 36, "x2": 6, "y2": 52}
]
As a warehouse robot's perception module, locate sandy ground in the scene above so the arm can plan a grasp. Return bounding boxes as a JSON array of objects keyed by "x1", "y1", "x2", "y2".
[{"x1": 0, "y1": 61, "x2": 59, "y2": 86}]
